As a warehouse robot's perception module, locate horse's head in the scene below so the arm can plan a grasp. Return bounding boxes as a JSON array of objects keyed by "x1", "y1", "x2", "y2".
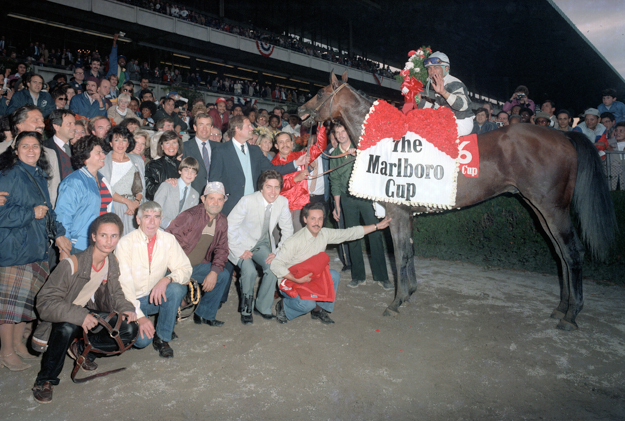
[{"x1": 298, "y1": 71, "x2": 350, "y2": 126}]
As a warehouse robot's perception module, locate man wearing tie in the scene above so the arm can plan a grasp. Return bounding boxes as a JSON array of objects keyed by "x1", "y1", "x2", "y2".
[
  {"x1": 227, "y1": 170, "x2": 294, "y2": 324},
  {"x1": 182, "y1": 113, "x2": 218, "y2": 196},
  {"x1": 43, "y1": 109, "x2": 76, "y2": 181},
  {"x1": 209, "y1": 115, "x2": 308, "y2": 216}
]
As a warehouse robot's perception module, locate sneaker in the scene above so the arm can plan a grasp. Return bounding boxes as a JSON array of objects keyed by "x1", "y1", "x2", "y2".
[
  {"x1": 311, "y1": 308, "x2": 335, "y2": 324},
  {"x1": 379, "y1": 279, "x2": 394, "y2": 291},
  {"x1": 67, "y1": 341, "x2": 97, "y2": 372},
  {"x1": 152, "y1": 334, "x2": 174, "y2": 358},
  {"x1": 346, "y1": 279, "x2": 365, "y2": 288},
  {"x1": 32, "y1": 382, "x2": 53, "y2": 404}
]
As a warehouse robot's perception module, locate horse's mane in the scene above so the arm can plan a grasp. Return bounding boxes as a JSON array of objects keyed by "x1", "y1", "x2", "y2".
[{"x1": 356, "y1": 89, "x2": 374, "y2": 103}]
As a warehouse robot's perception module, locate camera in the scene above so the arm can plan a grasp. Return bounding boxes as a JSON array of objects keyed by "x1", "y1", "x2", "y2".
[
  {"x1": 496, "y1": 121, "x2": 504, "y2": 128},
  {"x1": 119, "y1": 31, "x2": 126, "y2": 37},
  {"x1": 517, "y1": 93, "x2": 526, "y2": 98}
]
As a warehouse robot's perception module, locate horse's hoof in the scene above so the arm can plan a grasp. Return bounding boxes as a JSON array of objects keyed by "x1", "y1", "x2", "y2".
[
  {"x1": 550, "y1": 310, "x2": 566, "y2": 320},
  {"x1": 556, "y1": 319, "x2": 578, "y2": 331},
  {"x1": 383, "y1": 308, "x2": 399, "y2": 317}
]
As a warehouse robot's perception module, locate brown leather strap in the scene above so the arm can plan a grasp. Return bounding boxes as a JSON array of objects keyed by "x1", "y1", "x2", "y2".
[{"x1": 71, "y1": 311, "x2": 137, "y2": 383}]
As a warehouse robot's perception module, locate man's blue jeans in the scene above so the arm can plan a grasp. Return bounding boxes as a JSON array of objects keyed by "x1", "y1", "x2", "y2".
[
  {"x1": 134, "y1": 282, "x2": 187, "y2": 348},
  {"x1": 281, "y1": 269, "x2": 340, "y2": 320},
  {"x1": 191, "y1": 262, "x2": 230, "y2": 321}
]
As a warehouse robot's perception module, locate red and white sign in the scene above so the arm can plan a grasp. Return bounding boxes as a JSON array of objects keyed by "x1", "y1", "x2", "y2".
[{"x1": 458, "y1": 134, "x2": 479, "y2": 178}]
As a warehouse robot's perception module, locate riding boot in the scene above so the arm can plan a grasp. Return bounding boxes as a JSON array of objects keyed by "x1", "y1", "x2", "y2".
[{"x1": 240, "y1": 294, "x2": 254, "y2": 325}]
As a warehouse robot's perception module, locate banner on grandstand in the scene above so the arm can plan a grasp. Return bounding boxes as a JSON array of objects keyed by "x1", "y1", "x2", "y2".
[
  {"x1": 231, "y1": 96, "x2": 257, "y2": 107},
  {"x1": 372, "y1": 72, "x2": 383, "y2": 85},
  {"x1": 349, "y1": 101, "x2": 466, "y2": 209},
  {"x1": 256, "y1": 40, "x2": 275, "y2": 57}
]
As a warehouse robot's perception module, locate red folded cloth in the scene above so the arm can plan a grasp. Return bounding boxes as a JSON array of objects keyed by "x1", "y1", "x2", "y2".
[{"x1": 279, "y1": 252, "x2": 335, "y2": 302}]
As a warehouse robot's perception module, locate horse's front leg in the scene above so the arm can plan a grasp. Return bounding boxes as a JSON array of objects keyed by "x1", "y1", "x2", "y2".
[{"x1": 383, "y1": 205, "x2": 412, "y2": 316}]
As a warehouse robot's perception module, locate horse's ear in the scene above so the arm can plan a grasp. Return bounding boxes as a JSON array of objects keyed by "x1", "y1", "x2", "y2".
[
  {"x1": 341, "y1": 71, "x2": 348, "y2": 83},
  {"x1": 330, "y1": 71, "x2": 340, "y2": 89}
]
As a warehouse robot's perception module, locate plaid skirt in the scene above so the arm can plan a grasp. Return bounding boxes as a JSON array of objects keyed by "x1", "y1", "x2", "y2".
[{"x1": 0, "y1": 261, "x2": 50, "y2": 323}]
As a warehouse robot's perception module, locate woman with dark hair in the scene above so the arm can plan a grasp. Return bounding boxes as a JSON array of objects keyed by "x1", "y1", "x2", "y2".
[
  {"x1": 100, "y1": 126, "x2": 145, "y2": 236},
  {"x1": 55, "y1": 135, "x2": 111, "y2": 253},
  {"x1": 140, "y1": 101, "x2": 157, "y2": 128},
  {"x1": 144, "y1": 130, "x2": 183, "y2": 200},
  {"x1": 0, "y1": 131, "x2": 70, "y2": 371},
  {"x1": 71, "y1": 119, "x2": 87, "y2": 146}
]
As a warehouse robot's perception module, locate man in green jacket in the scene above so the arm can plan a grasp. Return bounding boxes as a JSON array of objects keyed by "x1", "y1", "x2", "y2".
[{"x1": 328, "y1": 123, "x2": 391, "y2": 290}]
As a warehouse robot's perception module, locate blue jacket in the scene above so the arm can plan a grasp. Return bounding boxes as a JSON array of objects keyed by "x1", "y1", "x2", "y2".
[
  {"x1": 598, "y1": 101, "x2": 625, "y2": 124},
  {"x1": 0, "y1": 161, "x2": 66, "y2": 266},
  {"x1": 55, "y1": 167, "x2": 110, "y2": 251},
  {"x1": 69, "y1": 92, "x2": 106, "y2": 119},
  {"x1": 6, "y1": 89, "x2": 55, "y2": 118}
]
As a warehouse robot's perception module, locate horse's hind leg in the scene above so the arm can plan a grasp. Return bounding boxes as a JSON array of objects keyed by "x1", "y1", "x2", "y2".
[
  {"x1": 383, "y1": 205, "x2": 414, "y2": 316},
  {"x1": 524, "y1": 199, "x2": 584, "y2": 330}
]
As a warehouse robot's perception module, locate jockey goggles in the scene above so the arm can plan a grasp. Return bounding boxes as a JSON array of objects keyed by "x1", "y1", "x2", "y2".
[{"x1": 424, "y1": 57, "x2": 448, "y2": 67}]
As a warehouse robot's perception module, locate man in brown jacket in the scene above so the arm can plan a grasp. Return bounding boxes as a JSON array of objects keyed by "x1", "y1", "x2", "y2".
[
  {"x1": 31, "y1": 213, "x2": 138, "y2": 404},
  {"x1": 166, "y1": 182, "x2": 230, "y2": 327}
]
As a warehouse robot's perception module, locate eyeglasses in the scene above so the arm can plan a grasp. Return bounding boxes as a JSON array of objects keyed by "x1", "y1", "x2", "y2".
[
  {"x1": 423, "y1": 57, "x2": 446, "y2": 66},
  {"x1": 58, "y1": 97, "x2": 68, "y2": 101},
  {"x1": 122, "y1": 88, "x2": 131, "y2": 92}
]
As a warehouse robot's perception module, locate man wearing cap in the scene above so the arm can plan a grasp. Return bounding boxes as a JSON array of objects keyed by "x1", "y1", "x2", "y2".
[
  {"x1": 208, "y1": 97, "x2": 229, "y2": 133},
  {"x1": 573, "y1": 108, "x2": 607, "y2": 143},
  {"x1": 419, "y1": 51, "x2": 474, "y2": 136},
  {"x1": 69, "y1": 76, "x2": 106, "y2": 119},
  {"x1": 535, "y1": 112, "x2": 552, "y2": 127},
  {"x1": 166, "y1": 182, "x2": 230, "y2": 327}
]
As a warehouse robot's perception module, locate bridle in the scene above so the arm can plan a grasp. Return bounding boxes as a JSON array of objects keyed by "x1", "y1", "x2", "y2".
[{"x1": 308, "y1": 82, "x2": 348, "y2": 124}]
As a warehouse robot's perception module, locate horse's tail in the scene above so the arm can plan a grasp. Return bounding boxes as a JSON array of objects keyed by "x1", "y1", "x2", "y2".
[{"x1": 565, "y1": 130, "x2": 617, "y2": 260}]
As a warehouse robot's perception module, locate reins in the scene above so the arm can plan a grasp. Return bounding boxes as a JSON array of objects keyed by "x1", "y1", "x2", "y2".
[{"x1": 303, "y1": 82, "x2": 357, "y2": 178}]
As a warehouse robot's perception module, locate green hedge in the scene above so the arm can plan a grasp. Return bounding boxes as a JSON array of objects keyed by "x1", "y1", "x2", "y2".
[{"x1": 412, "y1": 192, "x2": 625, "y2": 283}]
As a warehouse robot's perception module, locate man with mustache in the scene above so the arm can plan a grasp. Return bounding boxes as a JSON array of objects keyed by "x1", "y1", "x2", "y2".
[{"x1": 270, "y1": 202, "x2": 391, "y2": 324}]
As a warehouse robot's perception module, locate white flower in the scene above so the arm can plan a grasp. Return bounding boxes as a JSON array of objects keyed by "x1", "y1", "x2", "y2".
[
  {"x1": 404, "y1": 61, "x2": 414, "y2": 70},
  {"x1": 401, "y1": 87, "x2": 409, "y2": 95},
  {"x1": 414, "y1": 67, "x2": 420, "y2": 73}
]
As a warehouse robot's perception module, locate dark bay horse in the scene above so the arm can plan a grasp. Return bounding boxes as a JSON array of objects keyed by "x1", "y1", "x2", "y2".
[{"x1": 299, "y1": 71, "x2": 616, "y2": 330}]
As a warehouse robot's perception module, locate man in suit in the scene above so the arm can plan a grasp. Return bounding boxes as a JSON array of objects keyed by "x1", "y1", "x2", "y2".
[
  {"x1": 227, "y1": 170, "x2": 294, "y2": 324},
  {"x1": 209, "y1": 115, "x2": 308, "y2": 216},
  {"x1": 43, "y1": 109, "x2": 76, "y2": 181},
  {"x1": 182, "y1": 113, "x2": 219, "y2": 195}
]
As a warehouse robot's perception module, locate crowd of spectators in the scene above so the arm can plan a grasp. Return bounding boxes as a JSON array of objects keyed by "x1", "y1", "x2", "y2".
[{"x1": 114, "y1": 0, "x2": 397, "y2": 78}]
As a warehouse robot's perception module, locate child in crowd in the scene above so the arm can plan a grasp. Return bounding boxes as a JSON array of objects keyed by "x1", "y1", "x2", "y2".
[
  {"x1": 598, "y1": 88, "x2": 625, "y2": 124},
  {"x1": 153, "y1": 156, "x2": 200, "y2": 229}
]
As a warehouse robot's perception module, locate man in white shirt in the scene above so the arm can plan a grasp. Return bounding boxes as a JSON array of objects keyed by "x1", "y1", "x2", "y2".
[
  {"x1": 116, "y1": 201, "x2": 192, "y2": 358},
  {"x1": 271, "y1": 202, "x2": 391, "y2": 324},
  {"x1": 227, "y1": 170, "x2": 294, "y2": 324}
]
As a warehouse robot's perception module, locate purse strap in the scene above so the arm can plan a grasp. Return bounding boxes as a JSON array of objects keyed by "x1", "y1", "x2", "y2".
[{"x1": 20, "y1": 165, "x2": 50, "y2": 207}]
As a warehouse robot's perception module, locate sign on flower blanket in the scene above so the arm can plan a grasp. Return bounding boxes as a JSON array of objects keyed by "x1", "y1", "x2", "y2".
[{"x1": 349, "y1": 100, "x2": 463, "y2": 209}]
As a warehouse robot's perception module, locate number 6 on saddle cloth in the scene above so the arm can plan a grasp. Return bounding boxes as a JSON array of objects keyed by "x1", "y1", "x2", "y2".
[{"x1": 70, "y1": 311, "x2": 137, "y2": 383}]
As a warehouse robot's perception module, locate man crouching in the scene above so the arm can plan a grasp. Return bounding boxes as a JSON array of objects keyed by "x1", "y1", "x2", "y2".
[
  {"x1": 270, "y1": 202, "x2": 391, "y2": 324},
  {"x1": 32, "y1": 213, "x2": 138, "y2": 404},
  {"x1": 116, "y1": 201, "x2": 192, "y2": 358}
]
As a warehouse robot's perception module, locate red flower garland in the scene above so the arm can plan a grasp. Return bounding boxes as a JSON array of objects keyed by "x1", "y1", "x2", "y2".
[{"x1": 359, "y1": 101, "x2": 459, "y2": 159}]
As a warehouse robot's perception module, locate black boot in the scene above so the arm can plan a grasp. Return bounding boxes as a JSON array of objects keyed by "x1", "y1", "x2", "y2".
[{"x1": 240, "y1": 294, "x2": 254, "y2": 325}]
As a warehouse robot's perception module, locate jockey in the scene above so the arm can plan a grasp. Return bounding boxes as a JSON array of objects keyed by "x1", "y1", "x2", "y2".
[{"x1": 419, "y1": 52, "x2": 474, "y2": 136}]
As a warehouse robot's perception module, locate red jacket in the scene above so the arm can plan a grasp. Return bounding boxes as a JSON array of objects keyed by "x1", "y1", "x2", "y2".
[
  {"x1": 208, "y1": 108, "x2": 229, "y2": 133},
  {"x1": 165, "y1": 204, "x2": 229, "y2": 274},
  {"x1": 279, "y1": 252, "x2": 335, "y2": 302},
  {"x1": 271, "y1": 127, "x2": 327, "y2": 211}
]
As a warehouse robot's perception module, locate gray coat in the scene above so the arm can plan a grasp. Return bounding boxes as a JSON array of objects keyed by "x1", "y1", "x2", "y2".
[{"x1": 153, "y1": 181, "x2": 200, "y2": 229}]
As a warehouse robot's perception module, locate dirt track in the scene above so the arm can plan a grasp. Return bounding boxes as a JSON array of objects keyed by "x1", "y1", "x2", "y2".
[{"x1": 1, "y1": 251, "x2": 624, "y2": 420}]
